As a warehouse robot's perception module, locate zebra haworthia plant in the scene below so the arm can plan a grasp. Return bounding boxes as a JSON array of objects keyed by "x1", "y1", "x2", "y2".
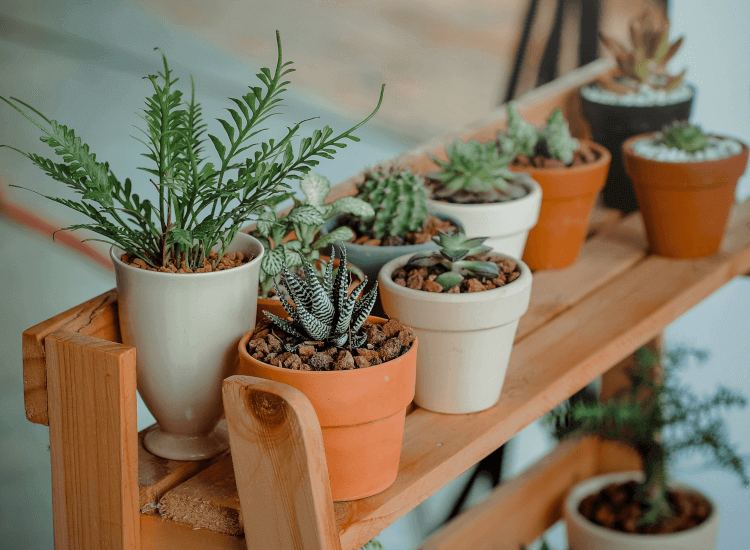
[
  {"x1": 265, "y1": 246, "x2": 378, "y2": 352},
  {"x1": 405, "y1": 230, "x2": 499, "y2": 291}
]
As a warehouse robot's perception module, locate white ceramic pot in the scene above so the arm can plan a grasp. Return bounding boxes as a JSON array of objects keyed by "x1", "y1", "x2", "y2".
[
  {"x1": 565, "y1": 471, "x2": 720, "y2": 550},
  {"x1": 378, "y1": 252, "x2": 532, "y2": 414},
  {"x1": 111, "y1": 232, "x2": 264, "y2": 461},
  {"x1": 425, "y1": 173, "x2": 542, "y2": 258}
]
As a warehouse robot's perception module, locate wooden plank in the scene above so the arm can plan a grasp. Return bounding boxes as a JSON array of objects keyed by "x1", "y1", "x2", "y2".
[
  {"x1": 419, "y1": 437, "x2": 598, "y2": 550},
  {"x1": 138, "y1": 425, "x2": 228, "y2": 512},
  {"x1": 587, "y1": 207, "x2": 622, "y2": 238},
  {"x1": 600, "y1": 334, "x2": 663, "y2": 401},
  {"x1": 597, "y1": 440, "x2": 642, "y2": 476},
  {"x1": 46, "y1": 331, "x2": 139, "y2": 550},
  {"x1": 141, "y1": 514, "x2": 244, "y2": 550},
  {"x1": 23, "y1": 289, "x2": 120, "y2": 425},
  {"x1": 223, "y1": 375, "x2": 341, "y2": 550}
]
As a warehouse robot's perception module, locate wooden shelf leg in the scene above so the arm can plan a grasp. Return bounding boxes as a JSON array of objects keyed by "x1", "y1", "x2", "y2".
[
  {"x1": 45, "y1": 331, "x2": 140, "y2": 550},
  {"x1": 222, "y1": 375, "x2": 342, "y2": 550}
]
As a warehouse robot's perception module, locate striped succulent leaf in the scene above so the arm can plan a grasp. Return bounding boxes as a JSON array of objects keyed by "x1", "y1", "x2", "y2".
[{"x1": 264, "y1": 245, "x2": 378, "y2": 352}]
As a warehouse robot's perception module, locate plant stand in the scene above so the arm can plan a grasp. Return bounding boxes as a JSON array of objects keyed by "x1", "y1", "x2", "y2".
[{"x1": 21, "y1": 59, "x2": 750, "y2": 550}]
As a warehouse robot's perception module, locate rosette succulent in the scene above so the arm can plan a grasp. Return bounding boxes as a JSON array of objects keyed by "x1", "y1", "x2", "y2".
[
  {"x1": 428, "y1": 140, "x2": 516, "y2": 200},
  {"x1": 356, "y1": 167, "x2": 429, "y2": 239},
  {"x1": 265, "y1": 246, "x2": 378, "y2": 352},
  {"x1": 661, "y1": 121, "x2": 708, "y2": 153},
  {"x1": 253, "y1": 171, "x2": 373, "y2": 296},
  {"x1": 404, "y1": 230, "x2": 499, "y2": 291}
]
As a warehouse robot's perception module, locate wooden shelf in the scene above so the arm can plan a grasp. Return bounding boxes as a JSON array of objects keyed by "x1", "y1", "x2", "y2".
[{"x1": 22, "y1": 57, "x2": 750, "y2": 550}]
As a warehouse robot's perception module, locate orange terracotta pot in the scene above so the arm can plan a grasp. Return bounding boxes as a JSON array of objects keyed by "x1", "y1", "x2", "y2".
[
  {"x1": 511, "y1": 140, "x2": 611, "y2": 270},
  {"x1": 622, "y1": 133, "x2": 749, "y2": 258},
  {"x1": 238, "y1": 301, "x2": 418, "y2": 501}
]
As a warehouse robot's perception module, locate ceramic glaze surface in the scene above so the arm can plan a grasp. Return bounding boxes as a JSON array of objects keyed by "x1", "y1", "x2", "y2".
[
  {"x1": 425, "y1": 173, "x2": 542, "y2": 259},
  {"x1": 565, "y1": 471, "x2": 720, "y2": 550},
  {"x1": 379, "y1": 252, "x2": 532, "y2": 413},
  {"x1": 111, "y1": 232, "x2": 264, "y2": 460}
]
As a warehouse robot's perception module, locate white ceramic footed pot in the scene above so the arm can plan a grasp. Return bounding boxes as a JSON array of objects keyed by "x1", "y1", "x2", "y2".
[
  {"x1": 565, "y1": 471, "x2": 720, "y2": 550},
  {"x1": 111, "y1": 232, "x2": 264, "y2": 461},
  {"x1": 426, "y1": 173, "x2": 542, "y2": 258},
  {"x1": 378, "y1": 252, "x2": 532, "y2": 414}
]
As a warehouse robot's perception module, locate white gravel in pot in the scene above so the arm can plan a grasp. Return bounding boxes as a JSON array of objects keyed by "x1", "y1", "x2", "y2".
[
  {"x1": 580, "y1": 82, "x2": 694, "y2": 107},
  {"x1": 632, "y1": 135, "x2": 744, "y2": 162}
]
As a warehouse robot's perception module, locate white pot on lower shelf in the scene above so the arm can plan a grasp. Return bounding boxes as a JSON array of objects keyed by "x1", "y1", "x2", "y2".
[
  {"x1": 378, "y1": 251, "x2": 532, "y2": 414},
  {"x1": 111, "y1": 232, "x2": 264, "y2": 461},
  {"x1": 565, "y1": 471, "x2": 720, "y2": 550},
  {"x1": 425, "y1": 173, "x2": 542, "y2": 259}
]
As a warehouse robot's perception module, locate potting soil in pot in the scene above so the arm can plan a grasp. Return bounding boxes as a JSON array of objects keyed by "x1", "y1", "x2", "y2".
[
  {"x1": 337, "y1": 213, "x2": 456, "y2": 247},
  {"x1": 120, "y1": 250, "x2": 251, "y2": 273},
  {"x1": 248, "y1": 316, "x2": 415, "y2": 370},
  {"x1": 511, "y1": 139, "x2": 601, "y2": 168},
  {"x1": 579, "y1": 480, "x2": 712, "y2": 535},
  {"x1": 392, "y1": 255, "x2": 521, "y2": 293},
  {"x1": 426, "y1": 176, "x2": 530, "y2": 204}
]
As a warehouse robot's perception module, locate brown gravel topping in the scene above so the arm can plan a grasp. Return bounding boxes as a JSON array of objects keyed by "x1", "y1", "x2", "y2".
[
  {"x1": 247, "y1": 316, "x2": 415, "y2": 370},
  {"x1": 341, "y1": 214, "x2": 457, "y2": 247},
  {"x1": 120, "y1": 250, "x2": 251, "y2": 273},
  {"x1": 511, "y1": 141, "x2": 600, "y2": 169},
  {"x1": 392, "y1": 254, "x2": 522, "y2": 294},
  {"x1": 579, "y1": 481, "x2": 711, "y2": 535}
]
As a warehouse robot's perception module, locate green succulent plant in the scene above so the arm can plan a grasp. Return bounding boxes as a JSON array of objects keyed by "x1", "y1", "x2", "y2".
[
  {"x1": 265, "y1": 246, "x2": 378, "y2": 352},
  {"x1": 661, "y1": 121, "x2": 709, "y2": 153},
  {"x1": 253, "y1": 172, "x2": 372, "y2": 297},
  {"x1": 498, "y1": 105, "x2": 578, "y2": 165},
  {"x1": 428, "y1": 140, "x2": 516, "y2": 199},
  {"x1": 356, "y1": 167, "x2": 429, "y2": 239},
  {"x1": 359, "y1": 539, "x2": 383, "y2": 550},
  {"x1": 0, "y1": 32, "x2": 384, "y2": 270},
  {"x1": 405, "y1": 230, "x2": 499, "y2": 291},
  {"x1": 546, "y1": 346, "x2": 748, "y2": 528}
]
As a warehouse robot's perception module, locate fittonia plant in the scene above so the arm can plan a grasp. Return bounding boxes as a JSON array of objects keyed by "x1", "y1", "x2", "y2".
[
  {"x1": 265, "y1": 246, "x2": 378, "y2": 352},
  {"x1": 498, "y1": 104, "x2": 579, "y2": 165},
  {"x1": 661, "y1": 121, "x2": 709, "y2": 153},
  {"x1": 428, "y1": 140, "x2": 517, "y2": 201},
  {"x1": 253, "y1": 172, "x2": 373, "y2": 297},
  {"x1": 404, "y1": 230, "x2": 499, "y2": 291},
  {"x1": 356, "y1": 167, "x2": 429, "y2": 239},
  {"x1": 0, "y1": 32, "x2": 384, "y2": 270}
]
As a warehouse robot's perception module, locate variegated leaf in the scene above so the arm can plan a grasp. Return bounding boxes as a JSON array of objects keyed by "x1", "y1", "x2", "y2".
[
  {"x1": 287, "y1": 204, "x2": 326, "y2": 226},
  {"x1": 330, "y1": 196, "x2": 375, "y2": 219},
  {"x1": 299, "y1": 172, "x2": 331, "y2": 207},
  {"x1": 313, "y1": 226, "x2": 355, "y2": 250},
  {"x1": 301, "y1": 262, "x2": 334, "y2": 325},
  {"x1": 261, "y1": 248, "x2": 285, "y2": 277}
]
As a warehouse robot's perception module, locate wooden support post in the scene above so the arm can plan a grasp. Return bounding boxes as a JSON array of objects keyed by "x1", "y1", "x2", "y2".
[
  {"x1": 222, "y1": 375, "x2": 342, "y2": 550},
  {"x1": 45, "y1": 331, "x2": 140, "y2": 550}
]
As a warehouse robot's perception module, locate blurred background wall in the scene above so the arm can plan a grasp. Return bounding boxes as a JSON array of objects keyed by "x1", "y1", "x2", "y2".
[{"x1": 1, "y1": 1, "x2": 748, "y2": 549}]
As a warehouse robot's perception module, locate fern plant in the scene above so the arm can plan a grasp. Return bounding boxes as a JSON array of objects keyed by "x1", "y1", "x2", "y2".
[
  {"x1": 404, "y1": 230, "x2": 499, "y2": 291},
  {"x1": 547, "y1": 346, "x2": 748, "y2": 528},
  {"x1": 253, "y1": 172, "x2": 372, "y2": 297},
  {"x1": 0, "y1": 32, "x2": 384, "y2": 270},
  {"x1": 265, "y1": 246, "x2": 378, "y2": 352}
]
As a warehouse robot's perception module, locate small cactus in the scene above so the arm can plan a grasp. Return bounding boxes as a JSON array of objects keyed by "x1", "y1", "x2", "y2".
[
  {"x1": 539, "y1": 109, "x2": 579, "y2": 165},
  {"x1": 357, "y1": 168, "x2": 429, "y2": 239},
  {"x1": 661, "y1": 121, "x2": 709, "y2": 153},
  {"x1": 498, "y1": 105, "x2": 578, "y2": 165}
]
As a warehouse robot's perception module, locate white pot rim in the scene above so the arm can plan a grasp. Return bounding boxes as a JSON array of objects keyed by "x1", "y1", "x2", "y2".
[
  {"x1": 110, "y1": 231, "x2": 265, "y2": 279},
  {"x1": 378, "y1": 250, "x2": 532, "y2": 304},
  {"x1": 565, "y1": 470, "x2": 719, "y2": 543},
  {"x1": 425, "y1": 173, "x2": 541, "y2": 217}
]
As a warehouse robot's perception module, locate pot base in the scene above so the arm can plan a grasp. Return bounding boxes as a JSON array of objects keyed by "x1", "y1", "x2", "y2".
[{"x1": 144, "y1": 422, "x2": 229, "y2": 461}]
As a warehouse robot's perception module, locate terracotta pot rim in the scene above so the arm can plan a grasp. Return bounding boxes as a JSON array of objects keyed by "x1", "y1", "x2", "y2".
[
  {"x1": 425, "y1": 173, "x2": 542, "y2": 212},
  {"x1": 238, "y1": 315, "x2": 419, "y2": 378},
  {"x1": 622, "y1": 132, "x2": 750, "y2": 167},
  {"x1": 566, "y1": 470, "x2": 718, "y2": 542},
  {"x1": 578, "y1": 82, "x2": 696, "y2": 109},
  {"x1": 378, "y1": 251, "x2": 532, "y2": 303},
  {"x1": 110, "y1": 232, "x2": 264, "y2": 279},
  {"x1": 509, "y1": 140, "x2": 611, "y2": 177}
]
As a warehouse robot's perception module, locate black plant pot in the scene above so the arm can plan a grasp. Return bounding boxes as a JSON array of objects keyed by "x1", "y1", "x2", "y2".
[{"x1": 580, "y1": 85, "x2": 695, "y2": 213}]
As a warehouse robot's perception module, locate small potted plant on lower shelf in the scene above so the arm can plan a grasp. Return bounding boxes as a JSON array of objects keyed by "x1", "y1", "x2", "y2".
[
  {"x1": 1, "y1": 32, "x2": 385, "y2": 461},
  {"x1": 579, "y1": 6, "x2": 694, "y2": 213},
  {"x1": 378, "y1": 230, "x2": 532, "y2": 414},
  {"x1": 498, "y1": 105, "x2": 611, "y2": 270},
  {"x1": 423, "y1": 139, "x2": 542, "y2": 258},
  {"x1": 252, "y1": 171, "x2": 371, "y2": 306},
  {"x1": 320, "y1": 166, "x2": 462, "y2": 280},
  {"x1": 622, "y1": 121, "x2": 749, "y2": 258},
  {"x1": 548, "y1": 347, "x2": 748, "y2": 550},
  {"x1": 238, "y1": 246, "x2": 418, "y2": 501}
]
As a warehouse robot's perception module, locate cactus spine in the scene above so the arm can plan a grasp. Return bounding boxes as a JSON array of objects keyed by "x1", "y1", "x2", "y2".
[{"x1": 357, "y1": 168, "x2": 429, "y2": 239}]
